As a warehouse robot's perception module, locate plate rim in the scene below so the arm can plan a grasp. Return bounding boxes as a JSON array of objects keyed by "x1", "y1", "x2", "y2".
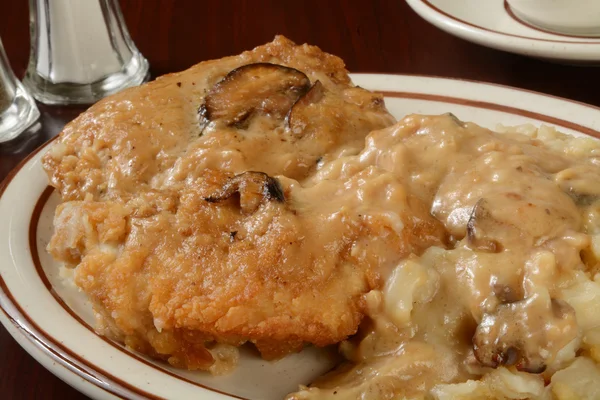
[
  {"x1": 406, "y1": 0, "x2": 600, "y2": 61},
  {"x1": 2, "y1": 73, "x2": 600, "y2": 400}
]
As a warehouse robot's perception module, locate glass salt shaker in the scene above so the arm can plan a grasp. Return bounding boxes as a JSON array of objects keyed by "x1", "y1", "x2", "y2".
[
  {"x1": 23, "y1": 0, "x2": 150, "y2": 105},
  {"x1": 0, "y1": 36, "x2": 40, "y2": 143}
]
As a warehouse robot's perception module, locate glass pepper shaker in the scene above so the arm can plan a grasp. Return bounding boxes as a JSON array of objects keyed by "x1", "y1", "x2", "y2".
[{"x1": 23, "y1": 0, "x2": 150, "y2": 105}]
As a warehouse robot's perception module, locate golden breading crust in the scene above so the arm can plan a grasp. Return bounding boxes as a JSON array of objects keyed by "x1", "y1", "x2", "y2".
[
  {"x1": 43, "y1": 35, "x2": 391, "y2": 201},
  {"x1": 43, "y1": 36, "x2": 445, "y2": 371}
]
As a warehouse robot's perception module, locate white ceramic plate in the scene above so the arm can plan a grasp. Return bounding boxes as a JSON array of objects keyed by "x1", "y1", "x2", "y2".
[
  {"x1": 1, "y1": 74, "x2": 600, "y2": 400},
  {"x1": 406, "y1": 0, "x2": 600, "y2": 63}
]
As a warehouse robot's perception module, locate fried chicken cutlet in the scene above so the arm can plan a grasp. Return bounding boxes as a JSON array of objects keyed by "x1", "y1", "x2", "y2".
[{"x1": 43, "y1": 36, "x2": 446, "y2": 372}]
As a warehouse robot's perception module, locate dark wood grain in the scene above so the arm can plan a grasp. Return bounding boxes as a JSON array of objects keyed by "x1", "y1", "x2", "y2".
[{"x1": 0, "y1": 0, "x2": 599, "y2": 398}]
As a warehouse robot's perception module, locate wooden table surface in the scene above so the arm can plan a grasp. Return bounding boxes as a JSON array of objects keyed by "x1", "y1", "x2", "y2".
[{"x1": 1, "y1": 0, "x2": 599, "y2": 398}]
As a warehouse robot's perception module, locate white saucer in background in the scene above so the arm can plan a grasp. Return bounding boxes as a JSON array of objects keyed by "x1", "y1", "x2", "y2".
[{"x1": 406, "y1": 0, "x2": 600, "y2": 64}]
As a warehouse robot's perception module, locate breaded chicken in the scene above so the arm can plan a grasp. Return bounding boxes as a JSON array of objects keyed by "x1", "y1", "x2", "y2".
[{"x1": 43, "y1": 36, "x2": 446, "y2": 371}]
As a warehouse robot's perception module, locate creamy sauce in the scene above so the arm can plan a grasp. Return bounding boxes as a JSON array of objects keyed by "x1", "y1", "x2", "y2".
[{"x1": 289, "y1": 115, "x2": 600, "y2": 400}]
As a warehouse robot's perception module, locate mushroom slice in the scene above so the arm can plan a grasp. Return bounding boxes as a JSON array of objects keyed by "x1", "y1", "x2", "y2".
[
  {"x1": 491, "y1": 283, "x2": 523, "y2": 304},
  {"x1": 285, "y1": 80, "x2": 325, "y2": 135},
  {"x1": 204, "y1": 171, "x2": 285, "y2": 214},
  {"x1": 466, "y1": 199, "x2": 504, "y2": 253},
  {"x1": 198, "y1": 63, "x2": 310, "y2": 129},
  {"x1": 473, "y1": 294, "x2": 578, "y2": 374},
  {"x1": 555, "y1": 165, "x2": 600, "y2": 206}
]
